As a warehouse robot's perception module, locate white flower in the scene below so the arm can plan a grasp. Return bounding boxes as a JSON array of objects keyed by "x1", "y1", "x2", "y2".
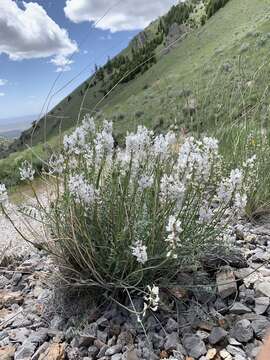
[
  {"x1": 165, "y1": 215, "x2": 183, "y2": 258},
  {"x1": 63, "y1": 126, "x2": 87, "y2": 155},
  {"x1": 0, "y1": 184, "x2": 8, "y2": 204},
  {"x1": 49, "y1": 154, "x2": 65, "y2": 174},
  {"x1": 81, "y1": 114, "x2": 95, "y2": 133},
  {"x1": 68, "y1": 174, "x2": 96, "y2": 205},
  {"x1": 138, "y1": 175, "x2": 153, "y2": 190},
  {"x1": 234, "y1": 192, "x2": 247, "y2": 212},
  {"x1": 202, "y1": 137, "x2": 219, "y2": 152},
  {"x1": 243, "y1": 155, "x2": 256, "y2": 169},
  {"x1": 153, "y1": 132, "x2": 176, "y2": 159},
  {"x1": 19, "y1": 161, "x2": 35, "y2": 181},
  {"x1": 94, "y1": 121, "x2": 114, "y2": 162},
  {"x1": 198, "y1": 202, "x2": 213, "y2": 224},
  {"x1": 229, "y1": 168, "x2": 243, "y2": 188},
  {"x1": 131, "y1": 240, "x2": 148, "y2": 264},
  {"x1": 143, "y1": 285, "x2": 159, "y2": 316},
  {"x1": 160, "y1": 175, "x2": 185, "y2": 204},
  {"x1": 126, "y1": 126, "x2": 152, "y2": 154}
]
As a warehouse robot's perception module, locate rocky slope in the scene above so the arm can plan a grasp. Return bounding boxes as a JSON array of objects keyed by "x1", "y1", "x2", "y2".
[{"x1": 1, "y1": 218, "x2": 270, "y2": 359}]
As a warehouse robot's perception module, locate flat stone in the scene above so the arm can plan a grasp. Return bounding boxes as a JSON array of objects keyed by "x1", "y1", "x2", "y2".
[
  {"x1": 208, "y1": 327, "x2": 228, "y2": 345},
  {"x1": 0, "y1": 345, "x2": 16, "y2": 360},
  {"x1": 230, "y1": 302, "x2": 252, "y2": 315},
  {"x1": 38, "y1": 342, "x2": 66, "y2": 360},
  {"x1": 9, "y1": 328, "x2": 30, "y2": 343},
  {"x1": 0, "y1": 290, "x2": 23, "y2": 307},
  {"x1": 166, "y1": 318, "x2": 178, "y2": 333},
  {"x1": 14, "y1": 340, "x2": 36, "y2": 360},
  {"x1": 226, "y1": 345, "x2": 247, "y2": 358},
  {"x1": 182, "y1": 334, "x2": 207, "y2": 359},
  {"x1": 230, "y1": 319, "x2": 253, "y2": 343},
  {"x1": 255, "y1": 297, "x2": 269, "y2": 314},
  {"x1": 105, "y1": 344, "x2": 122, "y2": 356},
  {"x1": 216, "y1": 268, "x2": 237, "y2": 299},
  {"x1": 164, "y1": 332, "x2": 179, "y2": 351},
  {"x1": 256, "y1": 282, "x2": 270, "y2": 297},
  {"x1": 220, "y1": 349, "x2": 232, "y2": 360},
  {"x1": 251, "y1": 319, "x2": 270, "y2": 339},
  {"x1": 206, "y1": 348, "x2": 217, "y2": 359}
]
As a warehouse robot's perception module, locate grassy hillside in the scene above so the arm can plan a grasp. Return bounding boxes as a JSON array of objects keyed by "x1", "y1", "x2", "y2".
[{"x1": 2, "y1": 0, "x2": 270, "y2": 202}]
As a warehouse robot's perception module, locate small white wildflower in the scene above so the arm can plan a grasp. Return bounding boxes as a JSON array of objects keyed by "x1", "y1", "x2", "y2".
[
  {"x1": 63, "y1": 126, "x2": 86, "y2": 155},
  {"x1": 234, "y1": 192, "x2": 247, "y2": 212},
  {"x1": 165, "y1": 215, "x2": 183, "y2": 258},
  {"x1": 126, "y1": 126, "x2": 152, "y2": 154},
  {"x1": 138, "y1": 175, "x2": 153, "y2": 190},
  {"x1": 81, "y1": 114, "x2": 95, "y2": 133},
  {"x1": 68, "y1": 174, "x2": 96, "y2": 205},
  {"x1": 202, "y1": 137, "x2": 219, "y2": 152},
  {"x1": 143, "y1": 285, "x2": 159, "y2": 316},
  {"x1": 0, "y1": 184, "x2": 8, "y2": 204},
  {"x1": 160, "y1": 175, "x2": 185, "y2": 204},
  {"x1": 229, "y1": 168, "x2": 243, "y2": 188},
  {"x1": 153, "y1": 131, "x2": 176, "y2": 159},
  {"x1": 131, "y1": 240, "x2": 148, "y2": 264},
  {"x1": 198, "y1": 202, "x2": 213, "y2": 224},
  {"x1": 243, "y1": 155, "x2": 256, "y2": 169},
  {"x1": 19, "y1": 161, "x2": 35, "y2": 181},
  {"x1": 49, "y1": 154, "x2": 65, "y2": 174}
]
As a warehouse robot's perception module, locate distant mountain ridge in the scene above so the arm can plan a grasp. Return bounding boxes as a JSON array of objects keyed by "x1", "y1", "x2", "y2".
[{"x1": 0, "y1": 114, "x2": 37, "y2": 139}]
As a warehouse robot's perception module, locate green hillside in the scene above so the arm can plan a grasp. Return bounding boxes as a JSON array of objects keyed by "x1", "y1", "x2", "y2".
[{"x1": 2, "y1": 0, "x2": 270, "y2": 199}]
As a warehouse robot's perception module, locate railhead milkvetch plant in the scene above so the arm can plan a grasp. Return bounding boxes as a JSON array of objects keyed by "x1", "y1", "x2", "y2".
[{"x1": 0, "y1": 114, "x2": 256, "y2": 319}]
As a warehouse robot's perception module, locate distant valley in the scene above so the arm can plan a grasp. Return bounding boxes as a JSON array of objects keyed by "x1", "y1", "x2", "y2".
[{"x1": 0, "y1": 114, "x2": 37, "y2": 139}]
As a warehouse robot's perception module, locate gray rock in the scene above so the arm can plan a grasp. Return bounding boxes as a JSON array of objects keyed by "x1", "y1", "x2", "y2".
[
  {"x1": 28, "y1": 328, "x2": 48, "y2": 344},
  {"x1": 12, "y1": 273, "x2": 22, "y2": 286},
  {"x1": 14, "y1": 340, "x2": 36, "y2": 360},
  {"x1": 251, "y1": 319, "x2": 270, "y2": 339},
  {"x1": 255, "y1": 297, "x2": 269, "y2": 314},
  {"x1": 182, "y1": 334, "x2": 207, "y2": 359},
  {"x1": 50, "y1": 315, "x2": 65, "y2": 331},
  {"x1": 88, "y1": 345, "x2": 98, "y2": 357},
  {"x1": 0, "y1": 275, "x2": 9, "y2": 289},
  {"x1": 105, "y1": 344, "x2": 122, "y2": 356},
  {"x1": 166, "y1": 318, "x2": 178, "y2": 333},
  {"x1": 226, "y1": 345, "x2": 247, "y2": 358},
  {"x1": 78, "y1": 334, "x2": 95, "y2": 347},
  {"x1": 230, "y1": 319, "x2": 253, "y2": 343},
  {"x1": 230, "y1": 302, "x2": 252, "y2": 315},
  {"x1": 256, "y1": 282, "x2": 270, "y2": 297},
  {"x1": 217, "y1": 268, "x2": 237, "y2": 299},
  {"x1": 111, "y1": 354, "x2": 122, "y2": 360},
  {"x1": 9, "y1": 328, "x2": 30, "y2": 343},
  {"x1": 164, "y1": 332, "x2": 179, "y2": 351},
  {"x1": 208, "y1": 327, "x2": 228, "y2": 345}
]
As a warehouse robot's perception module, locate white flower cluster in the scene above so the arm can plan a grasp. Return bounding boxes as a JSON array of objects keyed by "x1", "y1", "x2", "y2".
[
  {"x1": 165, "y1": 216, "x2": 183, "y2": 258},
  {"x1": 143, "y1": 285, "x2": 159, "y2": 316},
  {"x1": 49, "y1": 154, "x2": 65, "y2": 174},
  {"x1": 0, "y1": 184, "x2": 8, "y2": 204},
  {"x1": 177, "y1": 136, "x2": 219, "y2": 182},
  {"x1": 68, "y1": 174, "x2": 96, "y2": 206},
  {"x1": 19, "y1": 161, "x2": 35, "y2": 181},
  {"x1": 131, "y1": 240, "x2": 148, "y2": 264}
]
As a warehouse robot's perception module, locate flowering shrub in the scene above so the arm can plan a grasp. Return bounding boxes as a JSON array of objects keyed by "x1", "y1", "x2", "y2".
[{"x1": 0, "y1": 115, "x2": 254, "y2": 315}]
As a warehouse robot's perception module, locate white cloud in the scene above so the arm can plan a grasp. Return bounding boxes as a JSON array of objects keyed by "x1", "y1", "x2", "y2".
[
  {"x1": 64, "y1": 0, "x2": 178, "y2": 32},
  {"x1": 0, "y1": 79, "x2": 8, "y2": 86},
  {"x1": 0, "y1": 93, "x2": 5, "y2": 97},
  {"x1": 50, "y1": 55, "x2": 74, "y2": 72},
  {"x1": 0, "y1": 0, "x2": 78, "y2": 70}
]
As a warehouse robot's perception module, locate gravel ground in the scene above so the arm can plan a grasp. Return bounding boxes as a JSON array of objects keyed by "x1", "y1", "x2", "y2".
[{"x1": 0, "y1": 201, "x2": 46, "y2": 257}]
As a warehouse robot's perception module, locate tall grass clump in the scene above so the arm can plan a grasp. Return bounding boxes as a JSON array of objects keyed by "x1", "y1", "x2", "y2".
[{"x1": 0, "y1": 115, "x2": 255, "y2": 314}]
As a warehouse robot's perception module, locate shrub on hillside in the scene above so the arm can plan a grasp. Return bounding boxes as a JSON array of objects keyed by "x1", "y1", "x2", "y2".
[
  {"x1": 0, "y1": 115, "x2": 255, "y2": 317},
  {"x1": 206, "y1": 0, "x2": 230, "y2": 19}
]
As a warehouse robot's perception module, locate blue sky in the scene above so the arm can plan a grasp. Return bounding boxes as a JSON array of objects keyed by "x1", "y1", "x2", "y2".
[{"x1": 0, "y1": 0, "x2": 177, "y2": 120}]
